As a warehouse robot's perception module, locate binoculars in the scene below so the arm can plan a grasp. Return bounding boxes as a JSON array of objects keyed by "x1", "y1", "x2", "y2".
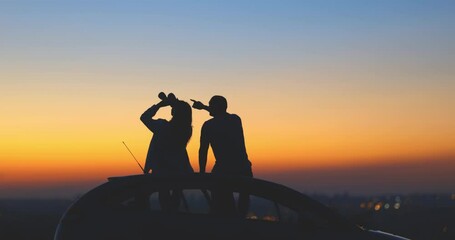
[{"x1": 158, "y1": 92, "x2": 177, "y2": 104}]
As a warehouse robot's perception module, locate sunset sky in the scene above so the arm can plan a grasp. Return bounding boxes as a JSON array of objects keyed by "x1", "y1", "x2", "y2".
[{"x1": 1, "y1": 1, "x2": 454, "y2": 198}]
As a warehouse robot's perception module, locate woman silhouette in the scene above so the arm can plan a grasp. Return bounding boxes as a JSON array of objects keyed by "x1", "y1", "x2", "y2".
[
  {"x1": 140, "y1": 93, "x2": 193, "y2": 212},
  {"x1": 140, "y1": 93, "x2": 194, "y2": 175}
]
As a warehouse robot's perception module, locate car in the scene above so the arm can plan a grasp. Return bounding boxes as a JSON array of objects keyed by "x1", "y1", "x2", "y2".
[{"x1": 54, "y1": 174, "x2": 410, "y2": 240}]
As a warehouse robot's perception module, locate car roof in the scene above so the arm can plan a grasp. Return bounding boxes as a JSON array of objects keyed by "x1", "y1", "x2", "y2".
[
  {"x1": 106, "y1": 173, "x2": 317, "y2": 209},
  {"x1": 64, "y1": 173, "x2": 349, "y2": 230}
]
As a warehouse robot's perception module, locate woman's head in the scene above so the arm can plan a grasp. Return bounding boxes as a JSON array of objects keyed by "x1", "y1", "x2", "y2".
[
  {"x1": 171, "y1": 100, "x2": 192, "y2": 125},
  {"x1": 170, "y1": 100, "x2": 193, "y2": 145}
]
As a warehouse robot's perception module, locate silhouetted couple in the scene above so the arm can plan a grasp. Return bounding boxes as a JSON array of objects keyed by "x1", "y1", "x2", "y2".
[
  {"x1": 140, "y1": 93, "x2": 252, "y2": 214},
  {"x1": 140, "y1": 93, "x2": 252, "y2": 177}
]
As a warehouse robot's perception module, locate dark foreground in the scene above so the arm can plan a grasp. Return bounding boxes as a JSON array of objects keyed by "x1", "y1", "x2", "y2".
[{"x1": 0, "y1": 194, "x2": 453, "y2": 240}]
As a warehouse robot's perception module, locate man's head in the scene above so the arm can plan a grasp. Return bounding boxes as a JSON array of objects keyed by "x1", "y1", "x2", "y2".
[{"x1": 208, "y1": 95, "x2": 227, "y2": 116}]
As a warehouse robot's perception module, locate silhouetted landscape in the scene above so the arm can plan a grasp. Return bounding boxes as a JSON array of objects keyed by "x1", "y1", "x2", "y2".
[{"x1": 1, "y1": 193, "x2": 453, "y2": 240}]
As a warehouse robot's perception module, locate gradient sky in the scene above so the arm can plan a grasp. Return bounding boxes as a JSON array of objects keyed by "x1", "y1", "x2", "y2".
[{"x1": 1, "y1": 0, "x2": 454, "y2": 198}]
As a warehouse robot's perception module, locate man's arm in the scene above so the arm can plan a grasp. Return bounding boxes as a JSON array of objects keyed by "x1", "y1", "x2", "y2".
[
  {"x1": 199, "y1": 123, "x2": 210, "y2": 173},
  {"x1": 190, "y1": 99, "x2": 210, "y2": 112}
]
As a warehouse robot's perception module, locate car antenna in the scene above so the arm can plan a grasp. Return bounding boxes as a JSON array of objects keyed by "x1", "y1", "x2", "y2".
[{"x1": 122, "y1": 141, "x2": 144, "y2": 172}]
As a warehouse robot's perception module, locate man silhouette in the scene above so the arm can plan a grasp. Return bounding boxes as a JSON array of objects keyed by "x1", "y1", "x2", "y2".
[
  {"x1": 191, "y1": 95, "x2": 252, "y2": 216},
  {"x1": 191, "y1": 95, "x2": 252, "y2": 176}
]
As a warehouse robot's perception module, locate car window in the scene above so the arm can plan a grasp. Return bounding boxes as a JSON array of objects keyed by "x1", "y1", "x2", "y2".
[
  {"x1": 243, "y1": 194, "x2": 279, "y2": 222},
  {"x1": 224, "y1": 192, "x2": 301, "y2": 224},
  {"x1": 110, "y1": 179, "x2": 331, "y2": 230},
  {"x1": 146, "y1": 189, "x2": 211, "y2": 214},
  {"x1": 148, "y1": 192, "x2": 160, "y2": 211},
  {"x1": 232, "y1": 190, "x2": 332, "y2": 229},
  {"x1": 179, "y1": 189, "x2": 211, "y2": 214},
  {"x1": 277, "y1": 203, "x2": 299, "y2": 224},
  {"x1": 116, "y1": 191, "x2": 156, "y2": 210}
]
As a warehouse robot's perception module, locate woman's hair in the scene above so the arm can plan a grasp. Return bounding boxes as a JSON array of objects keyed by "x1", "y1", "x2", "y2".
[{"x1": 169, "y1": 100, "x2": 193, "y2": 146}]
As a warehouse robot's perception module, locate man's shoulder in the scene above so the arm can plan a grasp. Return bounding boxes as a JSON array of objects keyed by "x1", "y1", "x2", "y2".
[
  {"x1": 210, "y1": 113, "x2": 241, "y2": 122},
  {"x1": 203, "y1": 113, "x2": 241, "y2": 126},
  {"x1": 227, "y1": 113, "x2": 242, "y2": 123},
  {"x1": 229, "y1": 113, "x2": 241, "y2": 119},
  {"x1": 202, "y1": 116, "x2": 225, "y2": 128},
  {"x1": 202, "y1": 118, "x2": 215, "y2": 128}
]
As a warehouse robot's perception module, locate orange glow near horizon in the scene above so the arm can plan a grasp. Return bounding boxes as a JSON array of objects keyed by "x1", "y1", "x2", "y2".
[
  {"x1": 2, "y1": 126, "x2": 454, "y2": 187},
  {"x1": 1, "y1": 87, "x2": 455, "y2": 188}
]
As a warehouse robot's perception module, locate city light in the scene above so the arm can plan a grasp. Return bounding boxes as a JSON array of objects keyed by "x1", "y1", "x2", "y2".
[
  {"x1": 367, "y1": 201, "x2": 374, "y2": 210},
  {"x1": 262, "y1": 215, "x2": 278, "y2": 222}
]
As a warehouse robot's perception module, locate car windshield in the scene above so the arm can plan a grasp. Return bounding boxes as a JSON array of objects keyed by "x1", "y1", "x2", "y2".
[{"x1": 102, "y1": 175, "x2": 353, "y2": 231}]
